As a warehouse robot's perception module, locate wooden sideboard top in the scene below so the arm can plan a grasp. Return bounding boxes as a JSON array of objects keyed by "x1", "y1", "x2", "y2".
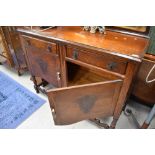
[{"x1": 17, "y1": 26, "x2": 149, "y2": 62}]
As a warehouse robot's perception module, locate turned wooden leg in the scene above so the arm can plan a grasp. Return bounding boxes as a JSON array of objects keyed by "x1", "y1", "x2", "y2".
[
  {"x1": 32, "y1": 76, "x2": 39, "y2": 93},
  {"x1": 89, "y1": 118, "x2": 109, "y2": 129},
  {"x1": 17, "y1": 70, "x2": 22, "y2": 76},
  {"x1": 42, "y1": 79, "x2": 48, "y2": 87},
  {"x1": 34, "y1": 85, "x2": 39, "y2": 93},
  {"x1": 110, "y1": 118, "x2": 118, "y2": 129}
]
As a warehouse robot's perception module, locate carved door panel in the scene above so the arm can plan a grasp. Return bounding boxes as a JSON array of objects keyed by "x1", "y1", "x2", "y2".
[
  {"x1": 22, "y1": 36, "x2": 61, "y2": 88},
  {"x1": 47, "y1": 80, "x2": 122, "y2": 125}
]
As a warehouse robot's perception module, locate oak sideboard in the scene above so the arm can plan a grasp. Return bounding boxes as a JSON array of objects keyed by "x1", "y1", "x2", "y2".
[{"x1": 18, "y1": 26, "x2": 149, "y2": 128}]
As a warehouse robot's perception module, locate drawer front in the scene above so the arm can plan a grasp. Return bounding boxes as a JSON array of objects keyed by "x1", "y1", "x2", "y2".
[
  {"x1": 24, "y1": 36, "x2": 57, "y2": 55},
  {"x1": 66, "y1": 47, "x2": 128, "y2": 74}
]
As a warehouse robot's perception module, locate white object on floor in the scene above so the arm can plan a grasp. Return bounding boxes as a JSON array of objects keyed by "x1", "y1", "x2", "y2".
[{"x1": 0, "y1": 65, "x2": 155, "y2": 129}]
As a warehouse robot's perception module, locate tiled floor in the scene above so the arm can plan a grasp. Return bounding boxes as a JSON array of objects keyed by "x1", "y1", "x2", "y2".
[{"x1": 0, "y1": 65, "x2": 155, "y2": 129}]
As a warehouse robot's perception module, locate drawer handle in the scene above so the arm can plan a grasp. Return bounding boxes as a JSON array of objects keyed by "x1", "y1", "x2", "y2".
[
  {"x1": 26, "y1": 40, "x2": 31, "y2": 46},
  {"x1": 107, "y1": 62, "x2": 117, "y2": 70},
  {"x1": 47, "y1": 45, "x2": 52, "y2": 52},
  {"x1": 72, "y1": 50, "x2": 78, "y2": 60}
]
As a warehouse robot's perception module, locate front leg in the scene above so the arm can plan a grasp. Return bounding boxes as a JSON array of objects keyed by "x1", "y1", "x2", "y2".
[
  {"x1": 110, "y1": 118, "x2": 118, "y2": 129},
  {"x1": 32, "y1": 76, "x2": 39, "y2": 93},
  {"x1": 111, "y1": 62, "x2": 138, "y2": 128}
]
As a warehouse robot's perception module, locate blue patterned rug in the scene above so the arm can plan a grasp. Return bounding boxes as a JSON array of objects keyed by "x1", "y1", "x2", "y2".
[{"x1": 0, "y1": 71, "x2": 46, "y2": 129}]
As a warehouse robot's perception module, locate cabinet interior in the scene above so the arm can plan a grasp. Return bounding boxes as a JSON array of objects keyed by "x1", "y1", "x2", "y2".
[{"x1": 66, "y1": 61, "x2": 114, "y2": 86}]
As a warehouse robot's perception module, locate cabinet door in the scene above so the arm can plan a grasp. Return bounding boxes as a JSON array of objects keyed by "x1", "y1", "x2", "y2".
[
  {"x1": 47, "y1": 80, "x2": 122, "y2": 125},
  {"x1": 23, "y1": 36, "x2": 61, "y2": 87}
]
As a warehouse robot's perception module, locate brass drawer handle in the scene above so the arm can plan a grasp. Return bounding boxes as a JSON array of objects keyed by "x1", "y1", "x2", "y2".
[
  {"x1": 72, "y1": 50, "x2": 78, "y2": 60},
  {"x1": 107, "y1": 62, "x2": 117, "y2": 70}
]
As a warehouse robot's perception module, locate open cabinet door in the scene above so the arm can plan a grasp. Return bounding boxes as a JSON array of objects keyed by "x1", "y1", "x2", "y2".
[{"x1": 47, "y1": 80, "x2": 122, "y2": 125}]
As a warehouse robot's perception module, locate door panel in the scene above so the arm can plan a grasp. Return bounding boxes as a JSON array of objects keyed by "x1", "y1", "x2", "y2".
[
  {"x1": 23, "y1": 37, "x2": 61, "y2": 87},
  {"x1": 47, "y1": 80, "x2": 122, "y2": 125}
]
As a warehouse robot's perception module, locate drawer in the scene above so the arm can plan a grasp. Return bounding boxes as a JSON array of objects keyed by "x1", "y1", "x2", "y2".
[
  {"x1": 23, "y1": 36, "x2": 57, "y2": 54},
  {"x1": 66, "y1": 47, "x2": 128, "y2": 74}
]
